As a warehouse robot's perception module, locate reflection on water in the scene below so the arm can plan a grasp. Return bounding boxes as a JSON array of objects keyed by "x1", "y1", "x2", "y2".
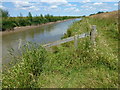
[{"x1": 2, "y1": 18, "x2": 81, "y2": 66}]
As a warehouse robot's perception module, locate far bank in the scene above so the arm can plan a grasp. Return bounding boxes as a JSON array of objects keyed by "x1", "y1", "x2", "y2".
[{"x1": 1, "y1": 18, "x2": 77, "y2": 35}]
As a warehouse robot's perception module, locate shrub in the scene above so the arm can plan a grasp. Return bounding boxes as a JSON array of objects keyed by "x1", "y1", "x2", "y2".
[{"x1": 2, "y1": 43, "x2": 47, "y2": 88}]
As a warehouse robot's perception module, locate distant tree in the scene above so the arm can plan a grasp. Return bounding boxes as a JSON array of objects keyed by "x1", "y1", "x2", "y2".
[
  {"x1": 89, "y1": 13, "x2": 95, "y2": 16},
  {"x1": 28, "y1": 12, "x2": 32, "y2": 18},
  {"x1": 97, "y1": 11, "x2": 104, "y2": 14},
  {"x1": 28, "y1": 12, "x2": 32, "y2": 22},
  {"x1": 40, "y1": 14, "x2": 44, "y2": 18},
  {"x1": 0, "y1": 8, "x2": 9, "y2": 17},
  {"x1": 82, "y1": 15, "x2": 86, "y2": 17},
  {"x1": 19, "y1": 13, "x2": 23, "y2": 17}
]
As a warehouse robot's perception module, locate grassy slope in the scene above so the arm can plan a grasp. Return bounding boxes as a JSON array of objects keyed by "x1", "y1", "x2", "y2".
[
  {"x1": 2, "y1": 11, "x2": 118, "y2": 88},
  {"x1": 37, "y1": 11, "x2": 118, "y2": 88}
]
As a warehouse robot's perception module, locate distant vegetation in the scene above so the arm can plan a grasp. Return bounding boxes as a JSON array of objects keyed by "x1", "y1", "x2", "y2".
[
  {"x1": 2, "y1": 11, "x2": 118, "y2": 88},
  {"x1": 1, "y1": 9, "x2": 81, "y2": 31},
  {"x1": 0, "y1": 8, "x2": 10, "y2": 17},
  {"x1": 89, "y1": 11, "x2": 105, "y2": 16}
]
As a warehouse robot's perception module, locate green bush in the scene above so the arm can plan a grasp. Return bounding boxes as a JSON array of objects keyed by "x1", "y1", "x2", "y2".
[{"x1": 2, "y1": 43, "x2": 47, "y2": 88}]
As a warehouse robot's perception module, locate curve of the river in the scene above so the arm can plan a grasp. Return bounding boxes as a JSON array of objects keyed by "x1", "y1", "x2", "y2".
[{"x1": 2, "y1": 18, "x2": 81, "y2": 66}]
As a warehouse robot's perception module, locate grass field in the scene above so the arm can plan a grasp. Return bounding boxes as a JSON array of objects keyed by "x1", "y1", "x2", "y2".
[{"x1": 2, "y1": 11, "x2": 119, "y2": 88}]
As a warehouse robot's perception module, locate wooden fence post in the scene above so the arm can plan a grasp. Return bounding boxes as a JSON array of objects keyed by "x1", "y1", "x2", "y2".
[
  {"x1": 74, "y1": 35, "x2": 78, "y2": 49},
  {"x1": 18, "y1": 39, "x2": 22, "y2": 49},
  {"x1": 90, "y1": 25, "x2": 97, "y2": 44}
]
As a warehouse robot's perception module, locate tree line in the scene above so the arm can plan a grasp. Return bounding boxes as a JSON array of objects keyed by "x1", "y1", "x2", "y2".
[
  {"x1": 1, "y1": 9, "x2": 81, "y2": 31},
  {"x1": 89, "y1": 11, "x2": 107, "y2": 16}
]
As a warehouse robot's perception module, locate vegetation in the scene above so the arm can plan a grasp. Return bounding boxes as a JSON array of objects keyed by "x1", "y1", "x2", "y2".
[
  {"x1": 0, "y1": 8, "x2": 9, "y2": 17},
  {"x1": 1, "y1": 9, "x2": 80, "y2": 31},
  {"x1": 89, "y1": 11, "x2": 105, "y2": 16},
  {"x1": 3, "y1": 43, "x2": 47, "y2": 87},
  {"x1": 2, "y1": 11, "x2": 118, "y2": 88}
]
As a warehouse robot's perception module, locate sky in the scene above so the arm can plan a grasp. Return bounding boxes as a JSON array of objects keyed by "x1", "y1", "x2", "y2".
[{"x1": 0, "y1": 0, "x2": 119, "y2": 17}]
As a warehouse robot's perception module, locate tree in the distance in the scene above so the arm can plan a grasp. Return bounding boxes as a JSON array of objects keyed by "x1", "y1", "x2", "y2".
[
  {"x1": 19, "y1": 13, "x2": 23, "y2": 17},
  {"x1": 28, "y1": 12, "x2": 32, "y2": 21},
  {"x1": 0, "y1": 8, "x2": 9, "y2": 17}
]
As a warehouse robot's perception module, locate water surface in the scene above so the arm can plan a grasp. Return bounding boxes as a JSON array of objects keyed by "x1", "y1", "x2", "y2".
[{"x1": 2, "y1": 18, "x2": 81, "y2": 66}]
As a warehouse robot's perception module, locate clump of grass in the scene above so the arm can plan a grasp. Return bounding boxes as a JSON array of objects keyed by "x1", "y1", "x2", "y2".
[
  {"x1": 2, "y1": 43, "x2": 47, "y2": 88},
  {"x1": 51, "y1": 46, "x2": 59, "y2": 53},
  {"x1": 61, "y1": 29, "x2": 72, "y2": 39}
]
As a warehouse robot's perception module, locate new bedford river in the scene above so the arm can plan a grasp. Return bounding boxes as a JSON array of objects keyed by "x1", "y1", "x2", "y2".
[{"x1": 2, "y1": 18, "x2": 81, "y2": 66}]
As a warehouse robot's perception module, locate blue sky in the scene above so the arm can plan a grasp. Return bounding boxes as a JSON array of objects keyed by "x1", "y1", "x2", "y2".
[{"x1": 0, "y1": 0, "x2": 119, "y2": 17}]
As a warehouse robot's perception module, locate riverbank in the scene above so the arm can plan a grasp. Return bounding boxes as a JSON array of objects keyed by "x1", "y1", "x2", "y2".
[
  {"x1": 1, "y1": 18, "x2": 75, "y2": 35},
  {"x1": 2, "y1": 11, "x2": 118, "y2": 88}
]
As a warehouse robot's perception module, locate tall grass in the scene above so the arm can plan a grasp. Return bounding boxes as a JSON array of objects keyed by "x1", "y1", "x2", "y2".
[
  {"x1": 2, "y1": 43, "x2": 47, "y2": 88},
  {"x1": 37, "y1": 15, "x2": 118, "y2": 88},
  {"x1": 2, "y1": 12, "x2": 118, "y2": 88}
]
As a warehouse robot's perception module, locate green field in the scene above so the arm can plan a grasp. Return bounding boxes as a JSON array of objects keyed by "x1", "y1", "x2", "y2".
[{"x1": 2, "y1": 11, "x2": 119, "y2": 88}]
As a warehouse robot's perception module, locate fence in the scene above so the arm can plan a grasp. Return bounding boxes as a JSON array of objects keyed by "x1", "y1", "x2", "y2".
[
  {"x1": 43, "y1": 25, "x2": 97, "y2": 48},
  {"x1": 18, "y1": 25, "x2": 97, "y2": 49}
]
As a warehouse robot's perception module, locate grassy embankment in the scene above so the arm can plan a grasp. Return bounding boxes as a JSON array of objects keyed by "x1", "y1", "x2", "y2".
[
  {"x1": 2, "y1": 11, "x2": 118, "y2": 88},
  {"x1": 2, "y1": 14, "x2": 79, "y2": 31}
]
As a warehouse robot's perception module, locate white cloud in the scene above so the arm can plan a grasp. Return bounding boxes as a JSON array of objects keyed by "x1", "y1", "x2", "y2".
[
  {"x1": 64, "y1": 7, "x2": 80, "y2": 12},
  {"x1": 1, "y1": 0, "x2": 119, "y2": 2},
  {"x1": 80, "y1": 2, "x2": 113, "y2": 12},
  {"x1": 40, "y1": 0, "x2": 69, "y2": 11},
  {"x1": 40, "y1": 0, "x2": 67, "y2": 3},
  {"x1": 100, "y1": 9, "x2": 108, "y2": 11},
  {"x1": 75, "y1": 8, "x2": 80, "y2": 12},
  {"x1": 14, "y1": 1, "x2": 32, "y2": 8},
  {"x1": 93, "y1": 2, "x2": 103, "y2": 5},
  {"x1": 13, "y1": 1, "x2": 40, "y2": 11},
  {"x1": 81, "y1": 5, "x2": 89, "y2": 8},
  {"x1": 50, "y1": 5, "x2": 58, "y2": 9},
  {"x1": 29, "y1": 6, "x2": 39, "y2": 11},
  {"x1": 99, "y1": 0, "x2": 119, "y2": 2},
  {"x1": 82, "y1": 0, "x2": 91, "y2": 3},
  {"x1": 0, "y1": 5, "x2": 5, "y2": 9},
  {"x1": 64, "y1": 7, "x2": 74, "y2": 11},
  {"x1": 81, "y1": 3, "x2": 95, "y2": 9},
  {"x1": 66, "y1": 3, "x2": 77, "y2": 6},
  {"x1": 114, "y1": 3, "x2": 118, "y2": 6},
  {"x1": 82, "y1": 6, "x2": 96, "y2": 11}
]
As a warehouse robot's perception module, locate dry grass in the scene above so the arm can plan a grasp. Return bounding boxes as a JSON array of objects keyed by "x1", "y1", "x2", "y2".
[{"x1": 90, "y1": 11, "x2": 118, "y2": 19}]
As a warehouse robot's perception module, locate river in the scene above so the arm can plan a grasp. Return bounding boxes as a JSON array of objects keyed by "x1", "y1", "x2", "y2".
[{"x1": 2, "y1": 18, "x2": 81, "y2": 66}]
